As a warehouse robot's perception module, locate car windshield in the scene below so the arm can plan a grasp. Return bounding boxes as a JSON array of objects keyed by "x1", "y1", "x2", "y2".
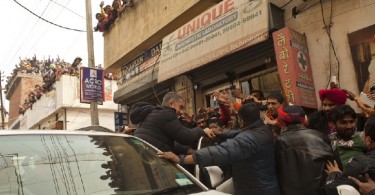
[{"x1": 0, "y1": 134, "x2": 204, "y2": 195}]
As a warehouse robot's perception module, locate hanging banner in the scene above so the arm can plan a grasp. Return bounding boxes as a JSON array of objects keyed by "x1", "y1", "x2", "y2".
[
  {"x1": 158, "y1": 0, "x2": 269, "y2": 82},
  {"x1": 80, "y1": 67, "x2": 104, "y2": 104},
  {"x1": 273, "y1": 27, "x2": 317, "y2": 109}
]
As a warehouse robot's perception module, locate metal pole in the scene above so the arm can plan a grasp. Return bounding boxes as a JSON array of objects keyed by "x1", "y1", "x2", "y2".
[
  {"x1": 0, "y1": 71, "x2": 5, "y2": 129},
  {"x1": 85, "y1": 0, "x2": 99, "y2": 125}
]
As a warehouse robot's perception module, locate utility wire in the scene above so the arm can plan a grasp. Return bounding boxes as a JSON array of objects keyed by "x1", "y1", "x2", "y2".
[
  {"x1": 48, "y1": 0, "x2": 85, "y2": 19},
  {"x1": 5, "y1": 1, "x2": 41, "y2": 68},
  {"x1": 320, "y1": 0, "x2": 340, "y2": 88},
  {"x1": 6, "y1": 0, "x2": 54, "y2": 69},
  {"x1": 13, "y1": 0, "x2": 86, "y2": 32},
  {"x1": 25, "y1": 0, "x2": 73, "y2": 57}
]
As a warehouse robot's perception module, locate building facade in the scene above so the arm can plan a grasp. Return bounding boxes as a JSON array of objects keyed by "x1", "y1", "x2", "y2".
[
  {"x1": 104, "y1": 0, "x2": 375, "y2": 121},
  {"x1": 7, "y1": 74, "x2": 118, "y2": 130}
]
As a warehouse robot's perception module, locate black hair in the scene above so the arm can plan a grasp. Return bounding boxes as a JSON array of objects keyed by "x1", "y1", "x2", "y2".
[
  {"x1": 365, "y1": 115, "x2": 375, "y2": 141},
  {"x1": 331, "y1": 105, "x2": 357, "y2": 122},
  {"x1": 238, "y1": 103, "x2": 260, "y2": 124},
  {"x1": 251, "y1": 90, "x2": 264, "y2": 99},
  {"x1": 194, "y1": 114, "x2": 205, "y2": 122},
  {"x1": 207, "y1": 118, "x2": 224, "y2": 127},
  {"x1": 267, "y1": 92, "x2": 285, "y2": 104}
]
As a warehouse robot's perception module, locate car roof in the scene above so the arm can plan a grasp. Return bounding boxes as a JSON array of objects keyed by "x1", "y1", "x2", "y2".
[
  {"x1": 0, "y1": 130, "x2": 131, "y2": 137},
  {"x1": 77, "y1": 125, "x2": 114, "y2": 132}
]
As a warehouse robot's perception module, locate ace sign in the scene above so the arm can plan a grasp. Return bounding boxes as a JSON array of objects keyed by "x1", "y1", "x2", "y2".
[{"x1": 80, "y1": 67, "x2": 104, "y2": 104}]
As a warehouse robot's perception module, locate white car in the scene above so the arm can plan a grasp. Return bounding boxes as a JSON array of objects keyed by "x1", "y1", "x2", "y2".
[{"x1": 0, "y1": 130, "x2": 229, "y2": 195}]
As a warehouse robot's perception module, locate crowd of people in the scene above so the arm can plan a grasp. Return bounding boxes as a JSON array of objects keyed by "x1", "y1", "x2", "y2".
[
  {"x1": 94, "y1": 0, "x2": 135, "y2": 33},
  {"x1": 4, "y1": 56, "x2": 80, "y2": 115},
  {"x1": 5, "y1": 56, "x2": 118, "y2": 115},
  {"x1": 127, "y1": 82, "x2": 375, "y2": 195}
]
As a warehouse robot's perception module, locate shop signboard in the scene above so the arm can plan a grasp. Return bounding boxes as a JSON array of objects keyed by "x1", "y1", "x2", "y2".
[
  {"x1": 158, "y1": 0, "x2": 269, "y2": 82},
  {"x1": 80, "y1": 67, "x2": 104, "y2": 104},
  {"x1": 273, "y1": 27, "x2": 317, "y2": 109},
  {"x1": 120, "y1": 42, "x2": 162, "y2": 86}
]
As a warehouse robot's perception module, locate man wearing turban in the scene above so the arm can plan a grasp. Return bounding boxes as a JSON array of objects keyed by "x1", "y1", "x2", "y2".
[
  {"x1": 308, "y1": 88, "x2": 348, "y2": 138},
  {"x1": 275, "y1": 106, "x2": 335, "y2": 195},
  {"x1": 308, "y1": 88, "x2": 367, "y2": 138}
]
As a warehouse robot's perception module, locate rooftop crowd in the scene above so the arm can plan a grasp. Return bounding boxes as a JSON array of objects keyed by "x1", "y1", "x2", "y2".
[
  {"x1": 5, "y1": 56, "x2": 117, "y2": 116},
  {"x1": 125, "y1": 81, "x2": 375, "y2": 195}
]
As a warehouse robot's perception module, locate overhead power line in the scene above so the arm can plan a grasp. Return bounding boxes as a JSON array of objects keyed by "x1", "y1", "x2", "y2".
[
  {"x1": 13, "y1": 0, "x2": 87, "y2": 32},
  {"x1": 48, "y1": 0, "x2": 86, "y2": 20}
]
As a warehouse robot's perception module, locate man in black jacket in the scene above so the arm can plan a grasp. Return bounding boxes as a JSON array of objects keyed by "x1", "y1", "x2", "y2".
[
  {"x1": 275, "y1": 105, "x2": 335, "y2": 195},
  {"x1": 159, "y1": 103, "x2": 280, "y2": 195},
  {"x1": 130, "y1": 92, "x2": 215, "y2": 152}
]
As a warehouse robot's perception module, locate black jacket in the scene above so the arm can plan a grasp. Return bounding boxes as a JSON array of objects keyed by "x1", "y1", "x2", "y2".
[
  {"x1": 193, "y1": 120, "x2": 280, "y2": 195},
  {"x1": 325, "y1": 149, "x2": 375, "y2": 194},
  {"x1": 130, "y1": 102, "x2": 204, "y2": 152},
  {"x1": 275, "y1": 124, "x2": 335, "y2": 195},
  {"x1": 308, "y1": 110, "x2": 367, "y2": 134}
]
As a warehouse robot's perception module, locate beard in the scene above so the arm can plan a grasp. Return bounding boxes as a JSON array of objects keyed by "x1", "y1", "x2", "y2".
[
  {"x1": 337, "y1": 128, "x2": 355, "y2": 140},
  {"x1": 323, "y1": 110, "x2": 332, "y2": 120}
]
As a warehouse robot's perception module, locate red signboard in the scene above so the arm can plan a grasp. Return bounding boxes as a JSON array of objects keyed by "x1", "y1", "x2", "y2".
[{"x1": 273, "y1": 27, "x2": 317, "y2": 109}]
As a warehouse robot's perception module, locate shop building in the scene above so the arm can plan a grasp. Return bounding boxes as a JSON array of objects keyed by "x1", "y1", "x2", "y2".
[{"x1": 104, "y1": 0, "x2": 375, "y2": 121}]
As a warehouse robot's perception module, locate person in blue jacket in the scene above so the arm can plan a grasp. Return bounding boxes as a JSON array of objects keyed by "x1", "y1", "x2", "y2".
[{"x1": 158, "y1": 102, "x2": 280, "y2": 195}]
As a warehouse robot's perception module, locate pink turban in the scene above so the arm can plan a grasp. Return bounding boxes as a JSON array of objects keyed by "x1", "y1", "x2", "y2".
[{"x1": 319, "y1": 89, "x2": 347, "y2": 106}]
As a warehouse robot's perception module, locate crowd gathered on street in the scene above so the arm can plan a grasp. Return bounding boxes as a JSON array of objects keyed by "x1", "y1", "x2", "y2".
[{"x1": 125, "y1": 82, "x2": 375, "y2": 195}]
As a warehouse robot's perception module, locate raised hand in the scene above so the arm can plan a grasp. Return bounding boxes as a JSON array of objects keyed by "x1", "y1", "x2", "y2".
[
  {"x1": 343, "y1": 89, "x2": 356, "y2": 101},
  {"x1": 325, "y1": 160, "x2": 342, "y2": 174},
  {"x1": 349, "y1": 173, "x2": 375, "y2": 194},
  {"x1": 204, "y1": 127, "x2": 216, "y2": 138}
]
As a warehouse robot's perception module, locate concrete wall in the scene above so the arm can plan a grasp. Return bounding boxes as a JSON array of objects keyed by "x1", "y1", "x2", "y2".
[
  {"x1": 34, "y1": 108, "x2": 116, "y2": 131},
  {"x1": 281, "y1": 0, "x2": 375, "y2": 107},
  {"x1": 104, "y1": 0, "x2": 218, "y2": 72}
]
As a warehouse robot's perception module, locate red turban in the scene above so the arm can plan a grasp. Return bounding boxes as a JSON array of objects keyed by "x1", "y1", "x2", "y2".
[
  {"x1": 276, "y1": 106, "x2": 306, "y2": 127},
  {"x1": 319, "y1": 89, "x2": 347, "y2": 106}
]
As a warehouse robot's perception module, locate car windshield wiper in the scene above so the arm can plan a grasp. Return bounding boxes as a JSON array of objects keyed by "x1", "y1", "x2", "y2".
[{"x1": 151, "y1": 184, "x2": 197, "y2": 195}]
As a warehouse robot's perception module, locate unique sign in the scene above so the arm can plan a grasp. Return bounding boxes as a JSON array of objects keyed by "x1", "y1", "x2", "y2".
[
  {"x1": 80, "y1": 67, "x2": 104, "y2": 104},
  {"x1": 158, "y1": 0, "x2": 269, "y2": 82},
  {"x1": 120, "y1": 42, "x2": 162, "y2": 85},
  {"x1": 273, "y1": 27, "x2": 317, "y2": 109}
]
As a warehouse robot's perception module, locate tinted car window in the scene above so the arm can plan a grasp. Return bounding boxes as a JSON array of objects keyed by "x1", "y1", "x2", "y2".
[{"x1": 0, "y1": 135, "x2": 204, "y2": 194}]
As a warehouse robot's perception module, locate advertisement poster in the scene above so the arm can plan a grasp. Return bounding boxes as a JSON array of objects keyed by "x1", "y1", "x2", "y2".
[
  {"x1": 273, "y1": 27, "x2": 317, "y2": 109},
  {"x1": 80, "y1": 67, "x2": 104, "y2": 104},
  {"x1": 348, "y1": 24, "x2": 375, "y2": 93}
]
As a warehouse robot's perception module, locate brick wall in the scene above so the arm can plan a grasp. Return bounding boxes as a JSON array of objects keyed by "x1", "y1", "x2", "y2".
[{"x1": 8, "y1": 77, "x2": 43, "y2": 128}]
